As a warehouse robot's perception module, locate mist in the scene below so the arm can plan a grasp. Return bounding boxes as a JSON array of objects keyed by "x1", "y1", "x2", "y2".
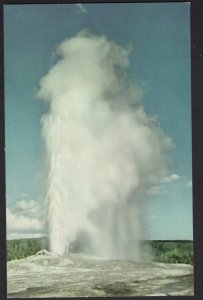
[{"x1": 37, "y1": 30, "x2": 172, "y2": 259}]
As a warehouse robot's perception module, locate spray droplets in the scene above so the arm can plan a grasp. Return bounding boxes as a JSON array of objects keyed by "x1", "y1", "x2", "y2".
[{"x1": 37, "y1": 31, "x2": 172, "y2": 258}]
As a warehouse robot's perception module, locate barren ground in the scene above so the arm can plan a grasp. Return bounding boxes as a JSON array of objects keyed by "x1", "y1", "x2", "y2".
[{"x1": 7, "y1": 252, "x2": 194, "y2": 297}]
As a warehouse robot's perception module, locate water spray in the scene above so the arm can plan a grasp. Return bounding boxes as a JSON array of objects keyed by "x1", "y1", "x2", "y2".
[{"x1": 37, "y1": 31, "x2": 172, "y2": 258}]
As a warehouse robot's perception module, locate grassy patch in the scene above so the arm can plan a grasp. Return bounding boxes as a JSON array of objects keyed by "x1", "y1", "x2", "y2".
[
  {"x1": 7, "y1": 237, "x2": 48, "y2": 261},
  {"x1": 142, "y1": 240, "x2": 193, "y2": 265},
  {"x1": 7, "y1": 238, "x2": 193, "y2": 265}
]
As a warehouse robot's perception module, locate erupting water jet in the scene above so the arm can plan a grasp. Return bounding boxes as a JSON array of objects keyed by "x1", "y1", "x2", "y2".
[{"x1": 37, "y1": 30, "x2": 172, "y2": 259}]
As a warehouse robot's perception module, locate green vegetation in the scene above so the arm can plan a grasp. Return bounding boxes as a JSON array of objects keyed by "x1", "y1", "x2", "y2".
[
  {"x1": 7, "y1": 238, "x2": 193, "y2": 265},
  {"x1": 7, "y1": 237, "x2": 48, "y2": 261},
  {"x1": 142, "y1": 240, "x2": 193, "y2": 265}
]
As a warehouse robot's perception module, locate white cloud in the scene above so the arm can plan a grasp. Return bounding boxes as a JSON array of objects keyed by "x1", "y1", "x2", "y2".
[
  {"x1": 16, "y1": 199, "x2": 37, "y2": 211},
  {"x1": 146, "y1": 173, "x2": 180, "y2": 196},
  {"x1": 162, "y1": 173, "x2": 180, "y2": 183},
  {"x1": 186, "y1": 180, "x2": 192, "y2": 188},
  {"x1": 6, "y1": 197, "x2": 44, "y2": 236},
  {"x1": 6, "y1": 207, "x2": 43, "y2": 232},
  {"x1": 76, "y1": 4, "x2": 87, "y2": 14},
  {"x1": 14, "y1": 197, "x2": 43, "y2": 218}
]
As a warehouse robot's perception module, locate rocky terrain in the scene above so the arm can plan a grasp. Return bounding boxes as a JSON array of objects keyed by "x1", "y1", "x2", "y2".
[{"x1": 7, "y1": 251, "x2": 194, "y2": 297}]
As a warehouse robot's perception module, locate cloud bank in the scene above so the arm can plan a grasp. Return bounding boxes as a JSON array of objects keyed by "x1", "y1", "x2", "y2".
[
  {"x1": 37, "y1": 31, "x2": 173, "y2": 258},
  {"x1": 162, "y1": 173, "x2": 180, "y2": 183},
  {"x1": 7, "y1": 198, "x2": 44, "y2": 236}
]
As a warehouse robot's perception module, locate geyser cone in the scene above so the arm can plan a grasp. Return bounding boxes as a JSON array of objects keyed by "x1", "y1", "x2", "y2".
[{"x1": 37, "y1": 30, "x2": 172, "y2": 258}]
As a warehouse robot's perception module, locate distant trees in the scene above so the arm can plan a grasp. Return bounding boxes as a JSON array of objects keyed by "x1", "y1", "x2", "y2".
[
  {"x1": 7, "y1": 238, "x2": 193, "y2": 265},
  {"x1": 143, "y1": 241, "x2": 193, "y2": 265},
  {"x1": 7, "y1": 238, "x2": 48, "y2": 261}
]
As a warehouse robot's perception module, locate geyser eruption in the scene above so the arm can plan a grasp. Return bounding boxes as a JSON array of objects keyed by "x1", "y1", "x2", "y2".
[{"x1": 37, "y1": 31, "x2": 172, "y2": 258}]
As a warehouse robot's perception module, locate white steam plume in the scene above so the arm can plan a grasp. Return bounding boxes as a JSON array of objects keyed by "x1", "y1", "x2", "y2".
[{"x1": 37, "y1": 30, "x2": 172, "y2": 258}]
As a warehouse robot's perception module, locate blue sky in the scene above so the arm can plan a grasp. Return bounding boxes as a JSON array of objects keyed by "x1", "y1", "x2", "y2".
[{"x1": 4, "y1": 3, "x2": 192, "y2": 240}]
